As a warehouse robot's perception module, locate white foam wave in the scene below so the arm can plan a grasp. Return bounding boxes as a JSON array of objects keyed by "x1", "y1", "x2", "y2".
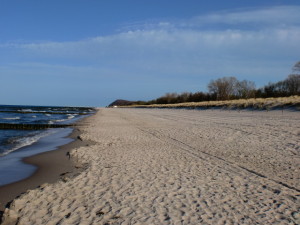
[
  {"x1": 48, "y1": 119, "x2": 67, "y2": 124},
  {"x1": 0, "y1": 130, "x2": 56, "y2": 157},
  {"x1": 2, "y1": 117, "x2": 21, "y2": 120},
  {"x1": 68, "y1": 115, "x2": 75, "y2": 119},
  {"x1": 55, "y1": 119, "x2": 67, "y2": 122},
  {"x1": 45, "y1": 114, "x2": 51, "y2": 117}
]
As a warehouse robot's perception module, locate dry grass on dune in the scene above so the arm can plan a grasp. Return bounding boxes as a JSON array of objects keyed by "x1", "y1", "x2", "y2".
[{"x1": 125, "y1": 96, "x2": 300, "y2": 110}]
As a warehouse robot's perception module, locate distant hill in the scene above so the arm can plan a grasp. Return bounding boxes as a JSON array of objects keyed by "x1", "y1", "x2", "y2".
[{"x1": 108, "y1": 99, "x2": 135, "y2": 107}]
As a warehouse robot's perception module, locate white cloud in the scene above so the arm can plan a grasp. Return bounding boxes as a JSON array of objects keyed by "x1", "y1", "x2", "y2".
[
  {"x1": 1, "y1": 5, "x2": 299, "y2": 92},
  {"x1": 9, "y1": 26, "x2": 298, "y2": 63},
  {"x1": 182, "y1": 6, "x2": 300, "y2": 28}
]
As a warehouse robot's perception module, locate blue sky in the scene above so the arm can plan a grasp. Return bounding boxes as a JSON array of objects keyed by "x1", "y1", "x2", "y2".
[{"x1": 1, "y1": 0, "x2": 300, "y2": 106}]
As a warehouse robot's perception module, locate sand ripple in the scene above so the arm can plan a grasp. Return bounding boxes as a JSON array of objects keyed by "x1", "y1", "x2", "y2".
[{"x1": 2, "y1": 109, "x2": 300, "y2": 225}]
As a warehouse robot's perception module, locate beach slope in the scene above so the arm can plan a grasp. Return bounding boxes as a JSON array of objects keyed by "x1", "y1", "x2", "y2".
[{"x1": 2, "y1": 108, "x2": 300, "y2": 224}]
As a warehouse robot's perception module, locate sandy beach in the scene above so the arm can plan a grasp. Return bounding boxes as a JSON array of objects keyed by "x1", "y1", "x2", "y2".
[
  {"x1": 1, "y1": 108, "x2": 300, "y2": 224},
  {"x1": 0, "y1": 127, "x2": 91, "y2": 212}
]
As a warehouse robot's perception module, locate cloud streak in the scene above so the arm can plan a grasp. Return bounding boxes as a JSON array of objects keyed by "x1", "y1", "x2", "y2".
[
  {"x1": 189, "y1": 6, "x2": 300, "y2": 27},
  {"x1": 1, "y1": 5, "x2": 300, "y2": 105},
  {"x1": 119, "y1": 6, "x2": 300, "y2": 31}
]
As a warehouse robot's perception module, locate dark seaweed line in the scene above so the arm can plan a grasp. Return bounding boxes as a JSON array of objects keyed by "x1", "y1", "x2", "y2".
[{"x1": 0, "y1": 123, "x2": 75, "y2": 130}]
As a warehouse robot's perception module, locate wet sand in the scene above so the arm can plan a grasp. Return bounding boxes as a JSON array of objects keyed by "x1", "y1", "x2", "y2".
[
  {"x1": 1, "y1": 108, "x2": 300, "y2": 224},
  {"x1": 0, "y1": 116, "x2": 94, "y2": 212}
]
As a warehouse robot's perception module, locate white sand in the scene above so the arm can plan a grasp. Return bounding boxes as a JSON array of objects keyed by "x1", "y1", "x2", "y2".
[{"x1": 2, "y1": 108, "x2": 300, "y2": 225}]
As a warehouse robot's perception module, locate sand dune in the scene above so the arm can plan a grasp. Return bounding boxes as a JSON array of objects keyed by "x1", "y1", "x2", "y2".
[{"x1": 2, "y1": 108, "x2": 300, "y2": 224}]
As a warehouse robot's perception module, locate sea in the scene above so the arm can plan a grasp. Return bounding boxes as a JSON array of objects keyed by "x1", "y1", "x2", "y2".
[{"x1": 0, "y1": 105, "x2": 94, "y2": 186}]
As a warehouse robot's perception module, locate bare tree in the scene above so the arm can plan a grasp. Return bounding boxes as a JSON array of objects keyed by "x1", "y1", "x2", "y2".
[
  {"x1": 285, "y1": 74, "x2": 300, "y2": 95},
  {"x1": 208, "y1": 77, "x2": 238, "y2": 100},
  {"x1": 155, "y1": 93, "x2": 179, "y2": 104},
  {"x1": 292, "y1": 61, "x2": 300, "y2": 74},
  {"x1": 165, "y1": 93, "x2": 178, "y2": 103},
  {"x1": 284, "y1": 61, "x2": 300, "y2": 95},
  {"x1": 177, "y1": 92, "x2": 191, "y2": 103},
  {"x1": 236, "y1": 80, "x2": 256, "y2": 99}
]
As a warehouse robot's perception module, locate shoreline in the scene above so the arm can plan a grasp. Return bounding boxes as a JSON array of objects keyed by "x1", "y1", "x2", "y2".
[{"x1": 0, "y1": 114, "x2": 95, "y2": 212}]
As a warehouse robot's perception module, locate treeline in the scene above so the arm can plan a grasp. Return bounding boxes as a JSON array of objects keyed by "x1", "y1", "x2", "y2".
[
  {"x1": 255, "y1": 74, "x2": 300, "y2": 98},
  {"x1": 133, "y1": 61, "x2": 300, "y2": 105}
]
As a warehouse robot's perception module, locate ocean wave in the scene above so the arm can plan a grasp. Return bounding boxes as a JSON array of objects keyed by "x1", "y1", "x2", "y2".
[
  {"x1": 2, "y1": 117, "x2": 21, "y2": 120},
  {"x1": 19, "y1": 109, "x2": 33, "y2": 112},
  {"x1": 55, "y1": 119, "x2": 68, "y2": 122},
  {"x1": 48, "y1": 119, "x2": 67, "y2": 124},
  {"x1": 0, "y1": 130, "x2": 56, "y2": 157}
]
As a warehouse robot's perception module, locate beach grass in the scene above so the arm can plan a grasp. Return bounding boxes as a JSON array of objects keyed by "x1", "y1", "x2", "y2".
[{"x1": 123, "y1": 95, "x2": 300, "y2": 110}]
